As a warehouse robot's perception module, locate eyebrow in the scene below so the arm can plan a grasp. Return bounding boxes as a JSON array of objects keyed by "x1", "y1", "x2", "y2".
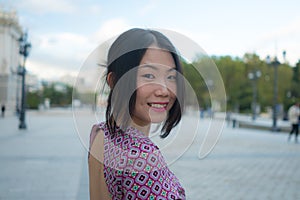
[{"x1": 140, "y1": 64, "x2": 176, "y2": 72}]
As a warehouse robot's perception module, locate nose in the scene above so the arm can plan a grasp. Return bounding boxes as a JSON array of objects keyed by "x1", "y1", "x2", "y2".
[{"x1": 154, "y1": 81, "x2": 169, "y2": 97}]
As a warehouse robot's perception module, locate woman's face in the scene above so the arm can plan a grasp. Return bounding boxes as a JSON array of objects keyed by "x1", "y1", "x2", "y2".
[{"x1": 132, "y1": 48, "x2": 177, "y2": 126}]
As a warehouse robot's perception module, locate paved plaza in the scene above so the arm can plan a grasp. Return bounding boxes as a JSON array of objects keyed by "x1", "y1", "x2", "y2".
[{"x1": 0, "y1": 109, "x2": 299, "y2": 200}]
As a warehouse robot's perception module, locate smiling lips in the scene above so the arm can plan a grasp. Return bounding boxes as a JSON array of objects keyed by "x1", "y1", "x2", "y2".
[{"x1": 147, "y1": 102, "x2": 169, "y2": 112}]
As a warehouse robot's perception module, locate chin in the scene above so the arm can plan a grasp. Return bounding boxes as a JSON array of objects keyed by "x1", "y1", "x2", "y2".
[{"x1": 149, "y1": 113, "x2": 168, "y2": 124}]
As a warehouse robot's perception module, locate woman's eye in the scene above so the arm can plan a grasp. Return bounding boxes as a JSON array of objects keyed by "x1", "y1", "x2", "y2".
[
  {"x1": 167, "y1": 75, "x2": 177, "y2": 81},
  {"x1": 142, "y1": 74, "x2": 155, "y2": 79}
]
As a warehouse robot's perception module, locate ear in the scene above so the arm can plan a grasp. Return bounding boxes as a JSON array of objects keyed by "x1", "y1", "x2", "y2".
[{"x1": 107, "y1": 72, "x2": 115, "y2": 89}]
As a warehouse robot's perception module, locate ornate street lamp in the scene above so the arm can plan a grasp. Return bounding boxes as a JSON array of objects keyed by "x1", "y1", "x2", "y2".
[
  {"x1": 266, "y1": 55, "x2": 281, "y2": 132},
  {"x1": 18, "y1": 32, "x2": 31, "y2": 129},
  {"x1": 248, "y1": 70, "x2": 261, "y2": 120}
]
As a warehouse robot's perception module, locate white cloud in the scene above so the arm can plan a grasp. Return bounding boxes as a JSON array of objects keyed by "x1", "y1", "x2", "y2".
[
  {"x1": 22, "y1": 31, "x2": 99, "y2": 81},
  {"x1": 24, "y1": 19, "x2": 132, "y2": 80},
  {"x1": 15, "y1": 0, "x2": 77, "y2": 15},
  {"x1": 26, "y1": 19, "x2": 132, "y2": 80},
  {"x1": 138, "y1": 0, "x2": 159, "y2": 16},
  {"x1": 92, "y1": 18, "x2": 132, "y2": 43},
  {"x1": 86, "y1": 4, "x2": 101, "y2": 15},
  {"x1": 34, "y1": 32, "x2": 93, "y2": 62},
  {"x1": 26, "y1": 59, "x2": 78, "y2": 80},
  {"x1": 245, "y1": 18, "x2": 300, "y2": 65}
]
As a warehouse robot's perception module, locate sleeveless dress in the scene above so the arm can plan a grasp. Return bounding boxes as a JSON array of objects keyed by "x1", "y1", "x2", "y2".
[{"x1": 90, "y1": 122, "x2": 186, "y2": 200}]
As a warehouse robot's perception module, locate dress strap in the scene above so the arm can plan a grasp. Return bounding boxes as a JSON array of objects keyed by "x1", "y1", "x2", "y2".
[{"x1": 89, "y1": 122, "x2": 106, "y2": 151}]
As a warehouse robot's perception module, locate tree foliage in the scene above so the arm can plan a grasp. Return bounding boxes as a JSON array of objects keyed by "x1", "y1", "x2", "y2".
[
  {"x1": 26, "y1": 82, "x2": 74, "y2": 109},
  {"x1": 26, "y1": 55, "x2": 299, "y2": 115},
  {"x1": 182, "y1": 53, "x2": 299, "y2": 114}
]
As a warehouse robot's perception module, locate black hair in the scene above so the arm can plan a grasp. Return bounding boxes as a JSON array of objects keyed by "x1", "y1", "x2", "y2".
[{"x1": 105, "y1": 28, "x2": 185, "y2": 138}]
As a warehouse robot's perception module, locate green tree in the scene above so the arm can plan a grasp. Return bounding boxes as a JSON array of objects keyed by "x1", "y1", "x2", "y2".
[
  {"x1": 290, "y1": 60, "x2": 300, "y2": 103},
  {"x1": 212, "y1": 55, "x2": 248, "y2": 112},
  {"x1": 26, "y1": 90, "x2": 41, "y2": 109},
  {"x1": 42, "y1": 82, "x2": 73, "y2": 107},
  {"x1": 181, "y1": 60, "x2": 207, "y2": 108}
]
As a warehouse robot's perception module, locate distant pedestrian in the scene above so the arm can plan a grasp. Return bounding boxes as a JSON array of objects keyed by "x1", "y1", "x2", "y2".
[
  {"x1": 226, "y1": 111, "x2": 232, "y2": 126},
  {"x1": 1, "y1": 104, "x2": 5, "y2": 117},
  {"x1": 287, "y1": 103, "x2": 300, "y2": 143}
]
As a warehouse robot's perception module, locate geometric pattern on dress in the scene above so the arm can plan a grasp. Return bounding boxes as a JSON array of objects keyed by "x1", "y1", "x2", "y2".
[{"x1": 96, "y1": 122, "x2": 186, "y2": 200}]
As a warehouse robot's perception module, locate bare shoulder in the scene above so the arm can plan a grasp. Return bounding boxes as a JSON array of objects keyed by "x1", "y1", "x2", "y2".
[
  {"x1": 88, "y1": 124, "x2": 111, "y2": 199},
  {"x1": 89, "y1": 124, "x2": 105, "y2": 163}
]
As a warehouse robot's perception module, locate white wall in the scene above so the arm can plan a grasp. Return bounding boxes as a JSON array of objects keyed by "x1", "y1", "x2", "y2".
[{"x1": 0, "y1": 10, "x2": 22, "y2": 115}]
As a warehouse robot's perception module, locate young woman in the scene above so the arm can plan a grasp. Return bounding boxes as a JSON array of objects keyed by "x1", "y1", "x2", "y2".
[{"x1": 89, "y1": 28, "x2": 186, "y2": 200}]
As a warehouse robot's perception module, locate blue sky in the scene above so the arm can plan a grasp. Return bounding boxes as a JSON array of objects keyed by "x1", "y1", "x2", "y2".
[{"x1": 1, "y1": 0, "x2": 300, "y2": 80}]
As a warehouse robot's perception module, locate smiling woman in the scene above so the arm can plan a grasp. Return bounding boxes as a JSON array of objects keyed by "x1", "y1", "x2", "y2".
[
  {"x1": 134, "y1": 49, "x2": 178, "y2": 126},
  {"x1": 88, "y1": 28, "x2": 186, "y2": 200}
]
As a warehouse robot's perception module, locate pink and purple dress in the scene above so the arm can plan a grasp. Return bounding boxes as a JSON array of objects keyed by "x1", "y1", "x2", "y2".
[{"x1": 90, "y1": 122, "x2": 186, "y2": 200}]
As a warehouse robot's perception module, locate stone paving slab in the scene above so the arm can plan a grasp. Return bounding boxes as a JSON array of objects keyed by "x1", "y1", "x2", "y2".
[
  {"x1": 0, "y1": 111, "x2": 87, "y2": 200},
  {"x1": 170, "y1": 119, "x2": 300, "y2": 199},
  {"x1": 0, "y1": 110, "x2": 299, "y2": 200}
]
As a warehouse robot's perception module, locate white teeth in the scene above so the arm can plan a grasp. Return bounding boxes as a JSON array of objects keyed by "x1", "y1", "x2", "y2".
[{"x1": 150, "y1": 103, "x2": 166, "y2": 108}]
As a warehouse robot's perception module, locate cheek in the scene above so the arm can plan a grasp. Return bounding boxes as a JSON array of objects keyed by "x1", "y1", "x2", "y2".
[
  {"x1": 169, "y1": 85, "x2": 177, "y2": 107},
  {"x1": 169, "y1": 95, "x2": 176, "y2": 108},
  {"x1": 168, "y1": 83, "x2": 177, "y2": 98},
  {"x1": 135, "y1": 85, "x2": 150, "y2": 103}
]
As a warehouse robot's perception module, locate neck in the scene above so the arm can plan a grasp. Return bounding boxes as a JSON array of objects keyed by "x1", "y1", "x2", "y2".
[{"x1": 130, "y1": 121, "x2": 150, "y2": 136}]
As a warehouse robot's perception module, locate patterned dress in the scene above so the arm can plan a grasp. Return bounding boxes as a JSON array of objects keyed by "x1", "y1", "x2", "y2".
[{"x1": 90, "y1": 122, "x2": 186, "y2": 200}]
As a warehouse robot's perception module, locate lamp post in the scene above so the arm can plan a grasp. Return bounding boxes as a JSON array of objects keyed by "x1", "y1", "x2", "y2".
[
  {"x1": 18, "y1": 32, "x2": 31, "y2": 129},
  {"x1": 248, "y1": 70, "x2": 261, "y2": 120},
  {"x1": 266, "y1": 55, "x2": 281, "y2": 132},
  {"x1": 15, "y1": 75, "x2": 20, "y2": 115}
]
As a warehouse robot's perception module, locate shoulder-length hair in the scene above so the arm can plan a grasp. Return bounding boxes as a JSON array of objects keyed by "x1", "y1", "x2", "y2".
[{"x1": 105, "y1": 28, "x2": 185, "y2": 138}]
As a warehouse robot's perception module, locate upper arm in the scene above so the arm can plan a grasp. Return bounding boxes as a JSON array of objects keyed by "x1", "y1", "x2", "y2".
[{"x1": 88, "y1": 126, "x2": 111, "y2": 200}]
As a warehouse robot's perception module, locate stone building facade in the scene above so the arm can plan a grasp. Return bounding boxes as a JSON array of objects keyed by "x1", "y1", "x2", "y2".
[{"x1": 0, "y1": 9, "x2": 22, "y2": 115}]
